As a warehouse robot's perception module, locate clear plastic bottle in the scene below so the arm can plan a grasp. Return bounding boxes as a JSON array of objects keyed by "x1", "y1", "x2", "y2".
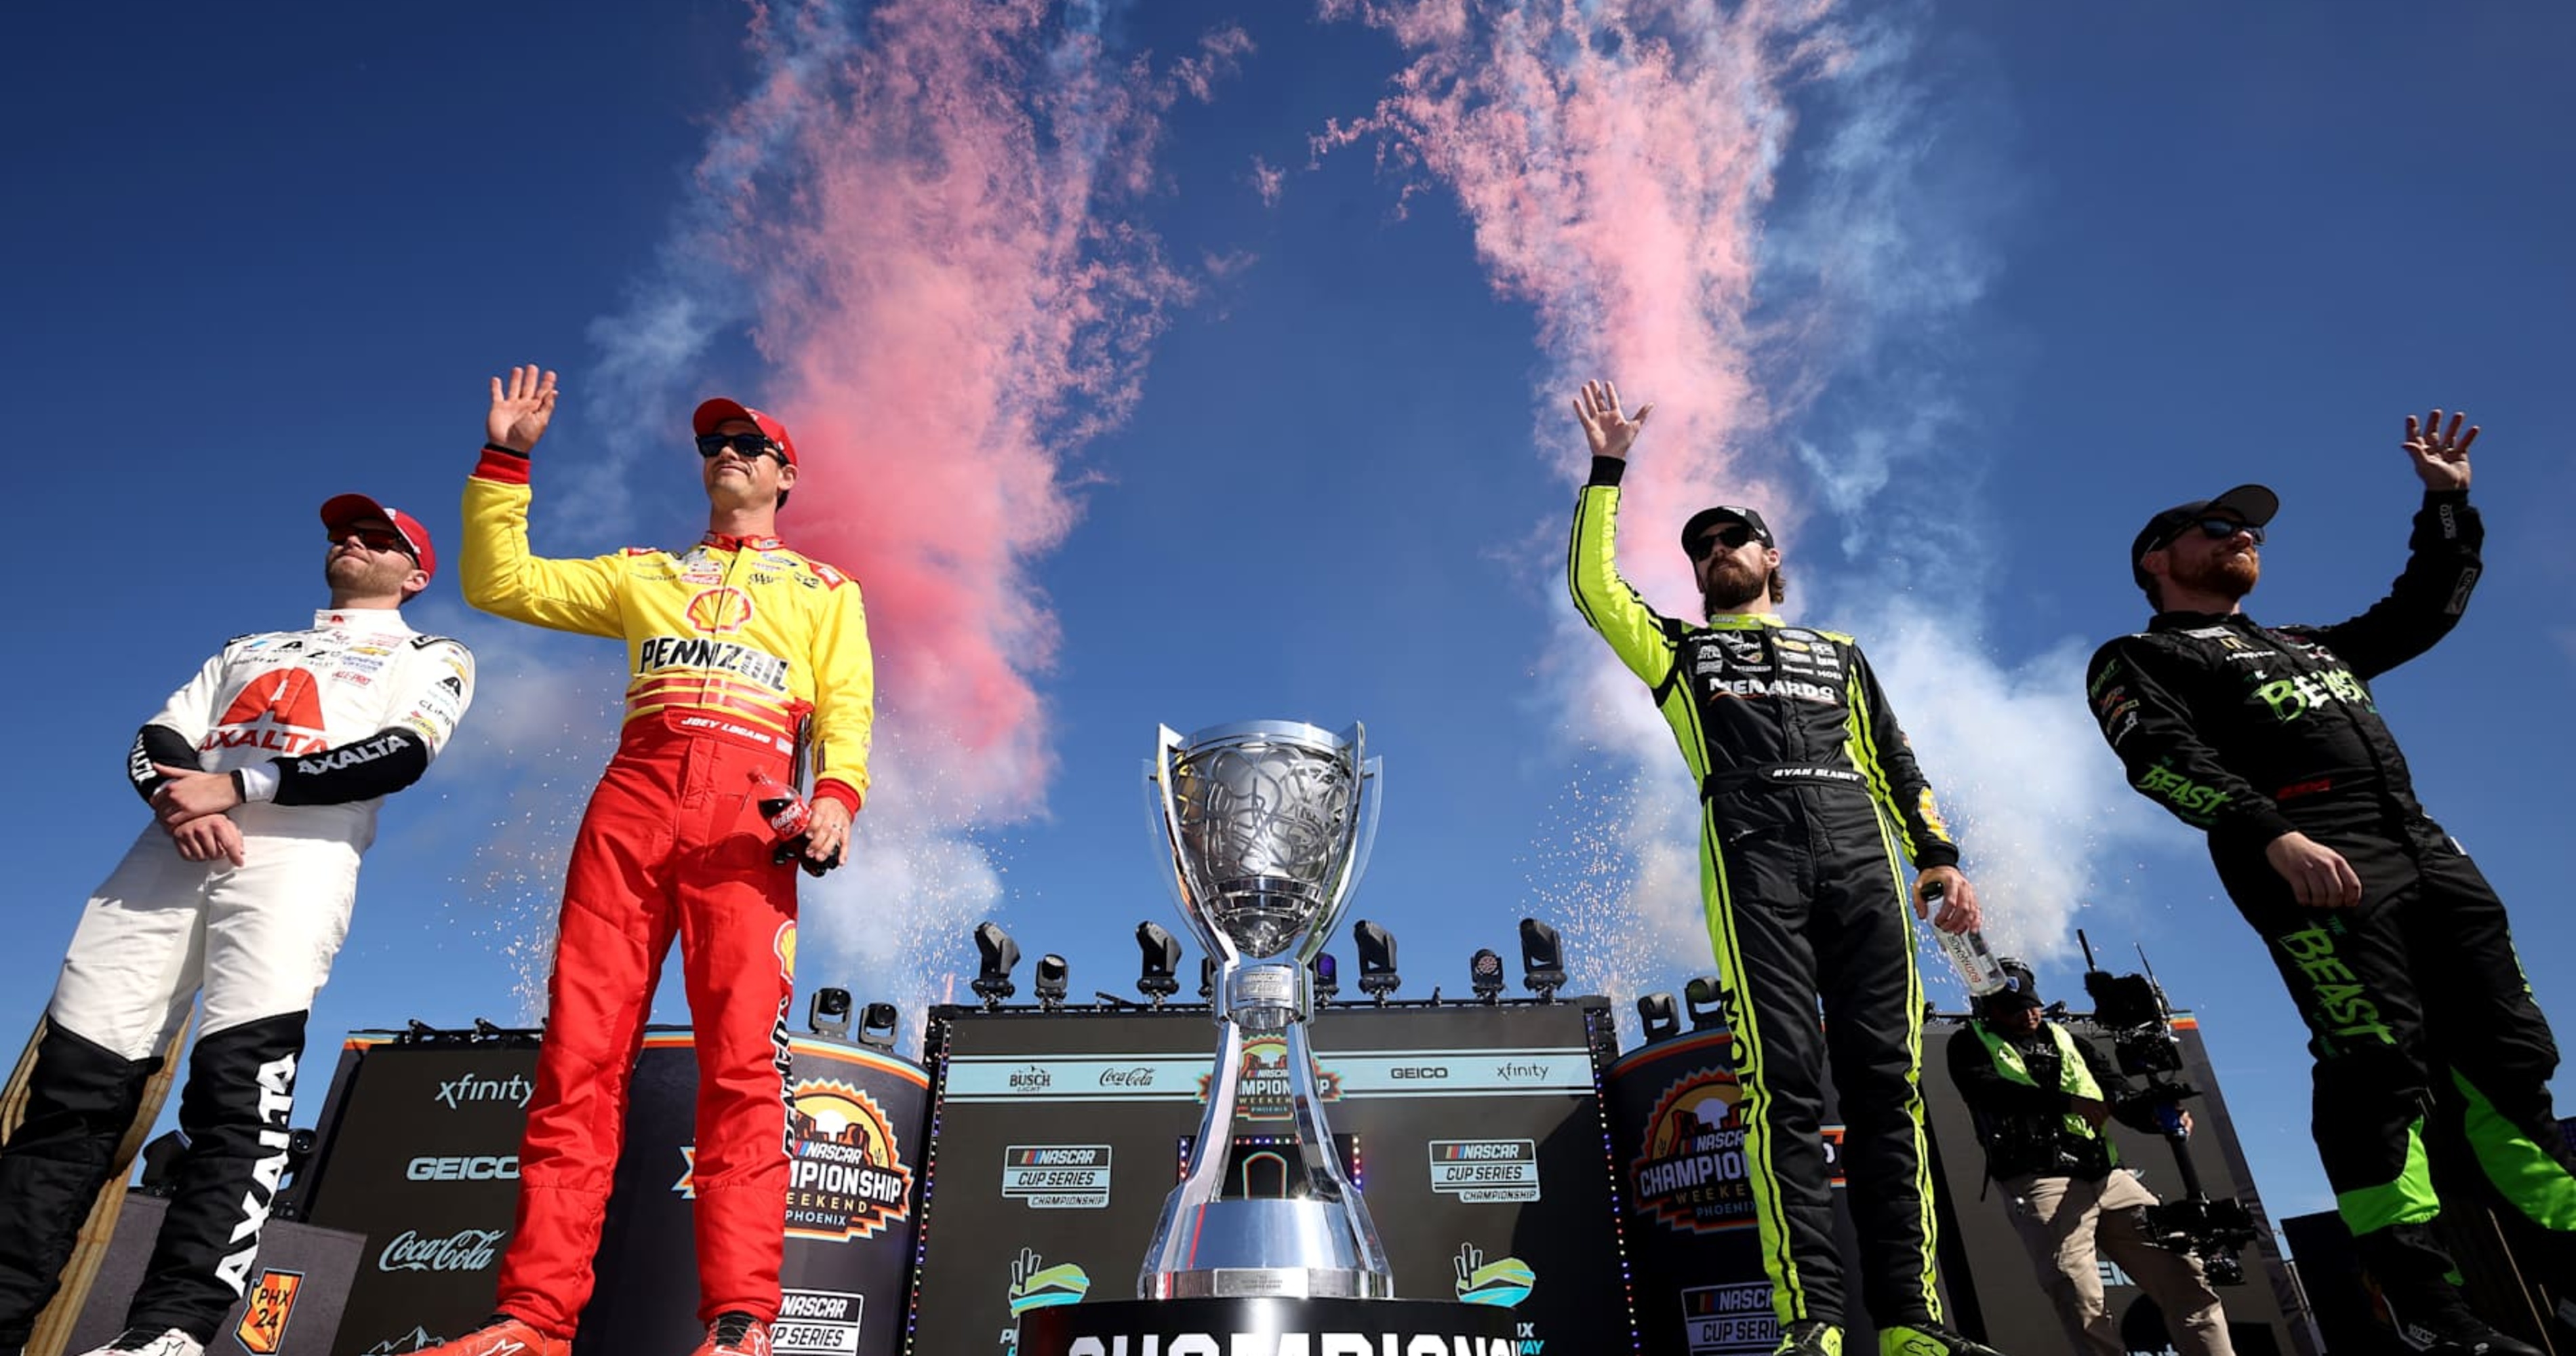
[{"x1": 1924, "y1": 881, "x2": 2009, "y2": 995}]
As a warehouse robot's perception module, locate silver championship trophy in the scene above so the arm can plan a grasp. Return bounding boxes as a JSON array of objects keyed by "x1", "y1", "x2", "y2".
[{"x1": 1139, "y1": 720, "x2": 1391, "y2": 1300}]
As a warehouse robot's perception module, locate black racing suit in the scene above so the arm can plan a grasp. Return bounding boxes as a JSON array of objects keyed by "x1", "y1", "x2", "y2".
[
  {"x1": 2086, "y1": 487, "x2": 2573, "y2": 1290},
  {"x1": 1571, "y1": 461, "x2": 1959, "y2": 1330}
]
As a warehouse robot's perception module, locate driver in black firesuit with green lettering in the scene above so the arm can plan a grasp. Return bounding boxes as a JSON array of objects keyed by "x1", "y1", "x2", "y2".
[
  {"x1": 2088, "y1": 409, "x2": 2572, "y2": 1356},
  {"x1": 1566, "y1": 381, "x2": 2002, "y2": 1356}
]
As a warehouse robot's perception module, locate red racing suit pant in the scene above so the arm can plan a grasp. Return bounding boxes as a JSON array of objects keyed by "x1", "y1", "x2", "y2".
[{"x1": 496, "y1": 721, "x2": 799, "y2": 1334}]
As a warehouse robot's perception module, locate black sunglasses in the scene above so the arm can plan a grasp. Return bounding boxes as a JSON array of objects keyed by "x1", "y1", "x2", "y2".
[
  {"x1": 1691, "y1": 523, "x2": 1758, "y2": 559},
  {"x1": 331, "y1": 527, "x2": 415, "y2": 558},
  {"x1": 2166, "y1": 516, "x2": 2263, "y2": 547},
  {"x1": 696, "y1": 431, "x2": 784, "y2": 462}
]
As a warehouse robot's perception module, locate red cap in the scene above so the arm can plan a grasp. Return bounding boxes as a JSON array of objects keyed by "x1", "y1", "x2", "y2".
[
  {"x1": 693, "y1": 397, "x2": 799, "y2": 467},
  {"x1": 319, "y1": 493, "x2": 437, "y2": 580}
]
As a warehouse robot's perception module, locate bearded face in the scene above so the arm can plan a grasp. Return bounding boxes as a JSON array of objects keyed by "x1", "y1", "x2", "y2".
[
  {"x1": 1699, "y1": 550, "x2": 1770, "y2": 612},
  {"x1": 2165, "y1": 530, "x2": 2260, "y2": 602}
]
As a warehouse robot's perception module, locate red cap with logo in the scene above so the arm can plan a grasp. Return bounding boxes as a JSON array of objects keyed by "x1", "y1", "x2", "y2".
[
  {"x1": 319, "y1": 493, "x2": 437, "y2": 580},
  {"x1": 693, "y1": 397, "x2": 799, "y2": 467}
]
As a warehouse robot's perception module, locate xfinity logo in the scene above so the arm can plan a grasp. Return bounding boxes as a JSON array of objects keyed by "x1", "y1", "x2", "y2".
[
  {"x1": 436, "y1": 1074, "x2": 534, "y2": 1110},
  {"x1": 405, "y1": 1155, "x2": 519, "y2": 1181}
]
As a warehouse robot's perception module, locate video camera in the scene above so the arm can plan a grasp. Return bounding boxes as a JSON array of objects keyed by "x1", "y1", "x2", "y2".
[{"x1": 2078, "y1": 930, "x2": 2259, "y2": 1284}]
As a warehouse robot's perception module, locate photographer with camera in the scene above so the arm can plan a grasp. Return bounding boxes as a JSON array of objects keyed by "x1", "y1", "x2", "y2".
[{"x1": 1948, "y1": 961, "x2": 2232, "y2": 1356}]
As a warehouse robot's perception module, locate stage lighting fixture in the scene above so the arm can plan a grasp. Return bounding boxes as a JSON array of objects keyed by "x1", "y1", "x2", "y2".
[
  {"x1": 1311, "y1": 952, "x2": 1340, "y2": 1003},
  {"x1": 1683, "y1": 976, "x2": 1726, "y2": 1031},
  {"x1": 1136, "y1": 921, "x2": 1184, "y2": 1005},
  {"x1": 971, "y1": 921, "x2": 1020, "y2": 1008},
  {"x1": 404, "y1": 1018, "x2": 435, "y2": 1041},
  {"x1": 1036, "y1": 955, "x2": 1071, "y2": 1009},
  {"x1": 1518, "y1": 918, "x2": 1567, "y2": 1001},
  {"x1": 809, "y1": 986, "x2": 853, "y2": 1038},
  {"x1": 472, "y1": 1017, "x2": 504, "y2": 1039},
  {"x1": 858, "y1": 1002, "x2": 900, "y2": 1052},
  {"x1": 1637, "y1": 992, "x2": 1681, "y2": 1043},
  {"x1": 1468, "y1": 948, "x2": 1506, "y2": 1002},
  {"x1": 1354, "y1": 920, "x2": 1401, "y2": 1002},
  {"x1": 137, "y1": 1130, "x2": 190, "y2": 1199},
  {"x1": 1200, "y1": 955, "x2": 1220, "y2": 1001},
  {"x1": 274, "y1": 1128, "x2": 320, "y2": 1220}
]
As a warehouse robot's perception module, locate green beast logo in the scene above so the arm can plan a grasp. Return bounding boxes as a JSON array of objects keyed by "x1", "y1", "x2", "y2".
[
  {"x1": 2276, "y1": 925, "x2": 2396, "y2": 1050},
  {"x1": 2253, "y1": 667, "x2": 2372, "y2": 721},
  {"x1": 2137, "y1": 765, "x2": 2230, "y2": 818}
]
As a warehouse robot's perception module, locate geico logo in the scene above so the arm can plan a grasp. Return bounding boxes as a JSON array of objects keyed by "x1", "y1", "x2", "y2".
[
  {"x1": 405, "y1": 1155, "x2": 520, "y2": 1181},
  {"x1": 1388, "y1": 1066, "x2": 1449, "y2": 1080}
]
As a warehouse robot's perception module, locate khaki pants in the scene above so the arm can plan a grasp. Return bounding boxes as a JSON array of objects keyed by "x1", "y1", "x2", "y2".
[{"x1": 2002, "y1": 1169, "x2": 2234, "y2": 1356}]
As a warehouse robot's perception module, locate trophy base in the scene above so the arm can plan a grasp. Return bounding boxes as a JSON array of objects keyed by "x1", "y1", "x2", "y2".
[
  {"x1": 1015, "y1": 1297, "x2": 1517, "y2": 1356},
  {"x1": 1140, "y1": 1198, "x2": 1391, "y2": 1299}
]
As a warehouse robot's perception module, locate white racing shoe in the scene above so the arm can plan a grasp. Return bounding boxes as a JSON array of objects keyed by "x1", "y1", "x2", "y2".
[{"x1": 70, "y1": 1330, "x2": 204, "y2": 1356}]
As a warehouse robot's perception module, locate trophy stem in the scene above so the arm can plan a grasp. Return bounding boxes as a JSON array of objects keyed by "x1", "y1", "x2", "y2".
[{"x1": 1135, "y1": 968, "x2": 1392, "y2": 1300}]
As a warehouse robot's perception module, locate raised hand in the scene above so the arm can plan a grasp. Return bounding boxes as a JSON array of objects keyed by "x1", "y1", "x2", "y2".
[
  {"x1": 489, "y1": 365, "x2": 561, "y2": 453},
  {"x1": 1572, "y1": 379, "x2": 1653, "y2": 461},
  {"x1": 2402, "y1": 407, "x2": 2476, "y2": 491}
]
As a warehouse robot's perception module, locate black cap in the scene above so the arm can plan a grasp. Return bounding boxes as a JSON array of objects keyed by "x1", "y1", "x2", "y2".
[
  {"x1": 1681, "y1": 504, "x2": 1775, "y2": 556},
  {"x1": 2129, "y1": 483, "x2": 2278, "y2": 591},
  {"x1": 1979, "y1": 957, "x2": 2043, "y2": 1021}
]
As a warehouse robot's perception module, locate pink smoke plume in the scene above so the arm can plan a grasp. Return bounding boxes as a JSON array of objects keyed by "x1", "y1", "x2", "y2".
[
  {"x1": 704, "y1": 0, "x2": 1246, "y2": 818},
  {"x1": 1316, "y1": 0, "x2": 1852, "y2": 999},
  {"x1": 1323, "y1": 0, "x2": 1842, "y2": 612}
]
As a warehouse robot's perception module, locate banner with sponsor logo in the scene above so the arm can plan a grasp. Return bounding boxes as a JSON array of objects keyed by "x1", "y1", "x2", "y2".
[
  {"x1": 289, "y1": 1029, "x2": 925, "y2": 1356},
  {"x1": 576, "y1": 1033, "x2": 927, "y2": 1356},
  {"x1": 294, "y1": 1040, "x2": 538, "y2": 1356},
  {"x1": 909, "y1": 1001, "x2": 1630, "y2": 1356},
  {"x1": 1605, "y1": 1027, "x2": 1889, "y2": 1356}
]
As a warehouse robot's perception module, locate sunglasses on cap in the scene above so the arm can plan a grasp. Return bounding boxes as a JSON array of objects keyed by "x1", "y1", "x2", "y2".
[
  {"x1": 695, "y1": 431, "x2": 786, "y2": 462},
  {"x1": 2164, "y1": 516, "x2": 2264, "y2": 548},
  {"x1": 1691, "y1": 523, "x2": 1759, "y2": 559},
  {"x1": 331, "y1": 527, "x2": 416, "y2": 559}
]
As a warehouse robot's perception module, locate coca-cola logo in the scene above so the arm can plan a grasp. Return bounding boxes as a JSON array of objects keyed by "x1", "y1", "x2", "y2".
[{"x1": 376, "y1": 1228, "x2": 505, "y2": 1273}]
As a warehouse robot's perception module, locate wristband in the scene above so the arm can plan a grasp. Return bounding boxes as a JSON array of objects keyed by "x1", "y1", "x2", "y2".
[{"x1": 483, "y1": 441, "x2": 529, "y2": 457}]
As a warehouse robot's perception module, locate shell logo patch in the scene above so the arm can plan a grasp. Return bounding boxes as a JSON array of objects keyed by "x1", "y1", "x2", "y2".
[
  {"x1": 686, "y1": 587, "x2": 755, "y2": 635},
  {"x1": 775, "y1": 919, "x2": 798, "y2": 980}
]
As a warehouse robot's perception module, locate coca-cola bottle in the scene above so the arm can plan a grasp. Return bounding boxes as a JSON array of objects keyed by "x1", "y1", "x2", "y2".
[
  {"x1": 1923, "y1": 880, "x2": 2009, "y2": 996},
  {"x1": 748, "y1": 770, "x2": 810, "y2": 864}
]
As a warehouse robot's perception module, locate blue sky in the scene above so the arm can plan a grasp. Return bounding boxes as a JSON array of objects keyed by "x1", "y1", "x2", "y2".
[{"x1": 7, "y1": 0, "x2": 2571, "y2": 1239}]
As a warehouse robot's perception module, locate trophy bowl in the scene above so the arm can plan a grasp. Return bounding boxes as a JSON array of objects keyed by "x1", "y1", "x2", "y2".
[{"x1": 1154, "y1": 721, "x2": 1376, "y2": 966}]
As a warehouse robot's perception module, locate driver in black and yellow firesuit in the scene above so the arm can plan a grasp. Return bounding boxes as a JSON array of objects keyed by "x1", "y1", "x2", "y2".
[{"x1": 1566, "y1": 380, "x2": 2001, "y2": 1356}]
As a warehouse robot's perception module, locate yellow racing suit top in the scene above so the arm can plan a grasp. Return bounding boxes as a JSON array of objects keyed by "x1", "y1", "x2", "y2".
[{"x1": 461, "y1": 447, "x2": 875, "y2": 812}]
